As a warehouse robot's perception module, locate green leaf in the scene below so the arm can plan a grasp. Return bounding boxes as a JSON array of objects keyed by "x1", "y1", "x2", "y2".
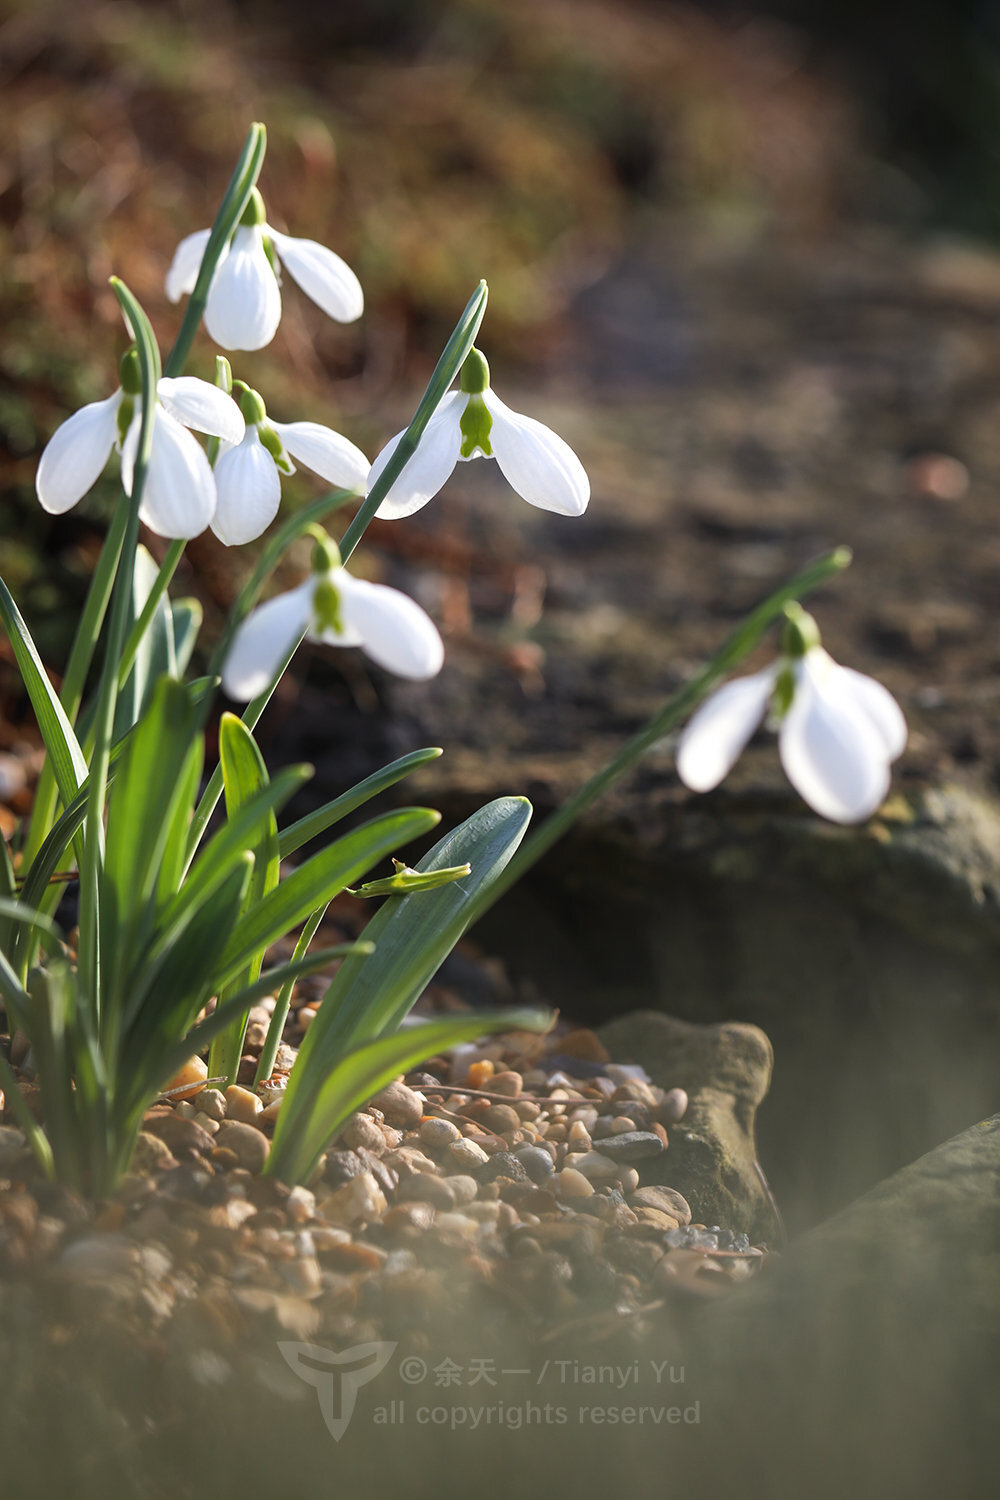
[
  {"x1": 209, "y1": 714, "x2": 282, "y2": 1084},
  {"x1": 278, "y1": 747, "x2": 443, "y2": 860},
  {"x1": 266, "y1": 1008, "x2": 551, "y2": 1186},
  {"x1": 0, "y1": 575, "x2": 87, "y2": 808},
  {"x1": 212, "y1": 805, "x2": 441, "y2": 989},
  {"x1": 102, "y1": 678, "x2": 200, "y2": 1013},
  {"x1": 273, "y1": 797, "x2": 532, "y2": 1164}
]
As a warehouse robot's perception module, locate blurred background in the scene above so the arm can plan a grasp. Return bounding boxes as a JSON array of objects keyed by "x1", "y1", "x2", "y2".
[{"x1": 6, "y1": 0, "x2": 1000, "y2": 1222}]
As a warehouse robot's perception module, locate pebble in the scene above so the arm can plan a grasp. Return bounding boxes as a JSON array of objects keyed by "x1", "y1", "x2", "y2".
[
  {"x1": 162, "y1": 1057, "x2": 208, "y2": 1100},
  {"x1": 477, "y1": 1151, "x2": 529, "y2": 1184},
  {"x1": 432, "y1": 1212, "x2": 479, "y2": 1240},
  {"x1": 489, "y1": 1071, "x2": 523, "y2": 1098},
  {"x1": 446, "y1": 1138, "x2": 490, "y2": 1169},
  {"x1": 480, "y1": 1104, "x2": 521, "y2": 1136},
  {"x1": 555, "y1": 1168, "x2": 595, "y2": 1200},
  {"x1": 340, "y1": 1112, "x2": 388, "y2": 1156},
  {"x1": 224, "y1": 1086, "x2": 263, "y2": 1123},
  {"x1": 445, "y1": 1175, "x2": 479, "y2": 1206},
  {"x1": 323, "y1": 1149, "x2": 370, "y2": 1187},
  {"x1": 297, "y1": 1007, "x2": 317, "y2": 1030},
  {"x1": 131, "y1": 1132, "x2": 178, "y2": 1173},
  {"x1": 370, "y1": 1081, "x2": 424, "y2": 1129},
  {"x1": 214, "y1": 1122, "x2": 270, "y2": 1172},
  {"x1": 513, "y1": 1145, "x2": 555, "y2": 1182},
  {"x1": 629, "y1": 1185, "x2": 692, "y2": 1224},
  {"x1": 418, "y1": 1117, "x2": 462, "y2": 1149},
  {"x1": 664, "y1": 1225, "x2": 719, "y2": 1251},
  {"x1": 632, "y1": 1207, "x2": 681, "y2": 1232},
  {"x1": 319, "y1": 1172, "x2": 387, "y2": 1227},
  {"x1": 595, "y1": 1131, "x2": 665, "y2": 1162},
  {"x1": 194, "y1": 1089, "x2": 227, "y2": 1122},
  {"x1": 660, "y1": 1087, "x2": 689, "y2": 1124},
  {"x1": 144, "y1": 1115, "x2": 215, "y2": 1160},
  {"x1": 565, "y1": 1150, "x2": 620, "y2": 1184},
  {"x1": 397, "y1": 1174, "x2": 456, "y2": 1211},
  {"x1": 285, "y1": 1186, "x2": 316, "y2": 1225},
  {"x1": 567, "y1": 1120, "x2": 593, "y2": 1151},
  {"x1": 55, "y1": 1234, "x2": 135, "y2": 1279}
]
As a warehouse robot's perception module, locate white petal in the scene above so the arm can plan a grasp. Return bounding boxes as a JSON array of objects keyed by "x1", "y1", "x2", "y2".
[
  {"x1": 123, "y1": 408, "x2": 217, "y2": 539},
  {"x1": 204, "y1": 226, "x2": 282, "y2": 351},
  {"x1": 35, "y1": 391, "x2": 122, "y2": 514},
  {"x1": 165, "y1": 228, "x2": 212, "y2": 303},
  {"x1": 828, "y1": 663, "x2": 907, "y2": 761},
  {"x1": 676, "y1": 666, "x2": 777, "y2": 793},
  {"x1": 211, "y1": 430, "x2": 282, "y2": 545},
  {"x1": 779, "y1": 654, "x2": 892, "y2": 823},
  {"x1": 222, "y1": 582, "x2": 314, "y2": 701},
  {"x1": 370, "y1": 393, "x2": 465, "y2": 520},
  {"x1": 335, "y1": 572, "x2": 444, "y2": 680},
  {"x1": 269, "y1": 420, "x2": 369, "y2": 492},
  {"x1": 267, "y1": 228, "x2": 364, "y2": 323},
  {"x1": 157, "y1": 376, "x2": 245, "y2": 445},
  {"x1": 484, "y1": 390, "x2": 590, "y2": 517}
]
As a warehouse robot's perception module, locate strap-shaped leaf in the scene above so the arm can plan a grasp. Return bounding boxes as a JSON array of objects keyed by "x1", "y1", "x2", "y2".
[
  {"x1": 273, "y1": 796, "x2": 531, "y2": 1159},
  {"x1": 267, "y1": 1007, "x2": 551, "y2": 1186},
  {"x1": 278, "y1": 747, "x2": 442, "y2": 859},
  {"x1": 0, "y1": 575, "x2": 87, "y2": 807},
  {"x1": 209, "y1": 714, "x2": 282, "y2": 1084},
  {"x1": 212, "y1": 806, "x2": 441, "y2": 988}
]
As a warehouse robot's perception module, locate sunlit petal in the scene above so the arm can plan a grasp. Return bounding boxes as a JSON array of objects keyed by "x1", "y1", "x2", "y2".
[
  {"x1": 212, "y1": 430, "x2": 282, "y2": 545},
  {"x1": 165, "y1": 228, "x2": 211, "y2": 302},
  {"x1": 157, "y1": 376, "x2": 245, "y2": 445},
  {"x1": 205, "y1": 226, "x2": 282, "y2": 351},
  {"x1": 336, "y1": 572, "x2": 444, "y2": 679},
  {"x1": 829, "y1": 662, "x2": 907, "y2": 760},
  {"x1": 484, "y1": 390, "x2": 590, "y2": 517},
  {"x1": 779, "y1": 654, "x2": 891, "y2": 823},
  {"x1": 370, "y1": 392, "x2": 464, "y2": 519},
  {"x1": 269, "y1": 420, "x2": 369, "y2": 492},
  {"x1": 267, "y1": 228, "x2": 364, "y2": 323},
  {"x1": 222, "y1": 582, "x2": 314, "y2": 701},
  {"x1": 128, "y1": 408, "x2": 217, "y2": 539},
  {"x1": 35, "y1": 391, "x2": 122, "y2": 514},
  {"x1": 676, "y1": 667, "x2": 776, "y2": 792}
]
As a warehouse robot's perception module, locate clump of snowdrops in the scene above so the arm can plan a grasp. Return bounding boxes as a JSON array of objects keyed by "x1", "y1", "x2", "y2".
[{"x1": 0, "y1": 124, "x2": 901, "y2": 1195}]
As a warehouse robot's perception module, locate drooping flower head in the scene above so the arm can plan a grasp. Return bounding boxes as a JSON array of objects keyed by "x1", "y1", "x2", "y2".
[
  {"x1": 166, "y1": 188, "x2": 364, "y2": 352},
  {"x1": 367, "y1": 348, "x2": 590, "y2": 520},
  {"x1": 676, "y1": 605, "x2": 907, "y2": 824},
  {"x1": 35, "y1": 347, "x2": 245, "y2": 539},
  {"x1": 211, "y1": 383, "x2": 370, "y2": 547},
  {"x1": 222, "y1": 532, "x2": 444, "y2": 701}
]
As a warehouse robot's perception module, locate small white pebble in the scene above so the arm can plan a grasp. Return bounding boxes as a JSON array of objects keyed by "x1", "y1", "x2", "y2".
[
  {"x1": 556, "y1": 1168, "x2": 595, "y2": 1199},
  {"x1": 447, "y1": 1138, "x2": 490, "y2": 1169},
  {"x1": 297, "y1": 1006, "x2": 318, "y2": 1031}
]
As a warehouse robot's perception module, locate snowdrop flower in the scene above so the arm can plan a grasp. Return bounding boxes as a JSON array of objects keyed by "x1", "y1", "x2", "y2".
[
  {"x1": 166, "y1": 188, "x2": 363, "y2": 352},
  {"x1": 212, "y1": 384, "x2": 370, "y2": 546},
  {"x1": 222, "y1": 533, "x2": 444, "y2": 700},
  {"x1": 35, "y1": 349, "x2": 245, "y2": 539},
  {"x1": 676, "y1": 605, "x2": 907, "y2": 825},
  {"x1": 367, "y1": 348, "x2": 590, "y2": 520}
]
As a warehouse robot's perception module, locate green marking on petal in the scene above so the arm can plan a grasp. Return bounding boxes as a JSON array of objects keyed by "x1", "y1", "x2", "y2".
[
  {"x1": 771, "y1": 662, "x2": 797, "y2": 721},
  {"x1": 459, "y1": 393, "x2": 493, "y2": 458},
  {"x1": 116, "y1": 395, "x2": 135, "y2": 447},
  {"x1": 119, "y1": 347, "x2": 142, "y2": 396},
  {"x1": 309, "y1": 530, "x2": 342, "y2": 575},
  {"x1": 459, "y1": 348, "x2": 490, "y2": 395},
  {"x1": 311, "y1": 577, "x2": 345, "y2": 637}
]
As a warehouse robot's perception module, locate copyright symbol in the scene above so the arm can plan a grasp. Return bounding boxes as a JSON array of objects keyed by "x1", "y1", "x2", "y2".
[{"x1": 399, "y1": 1356, "x2": 428, "y2": 1384}]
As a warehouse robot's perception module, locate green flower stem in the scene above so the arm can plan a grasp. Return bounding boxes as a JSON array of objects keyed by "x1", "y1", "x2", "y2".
[
  {"x1": 476, "y1": 547, "x2": 853, "y2": 916},
  {"x1": 253, "y1": 904, "x2": 327, "y2": 1088},
  {"x1": 337, "y1": 280, "x2": 489, "y2": 565},
  {"x1": 20, "y1": 495, "x2": 130, "y2": 870},
  {"x1": 163, "y1": 122, "x2": 267, "y2": 379},
  {"x1": 184, "y1": 627, "x2": 306, "y2": 870},
  {"x1": 116, "y1": 539, "x2": 185, "y2": 689},
  {"x1": 76, "y1": 280, "x2": 161, "y2": 1015}
]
